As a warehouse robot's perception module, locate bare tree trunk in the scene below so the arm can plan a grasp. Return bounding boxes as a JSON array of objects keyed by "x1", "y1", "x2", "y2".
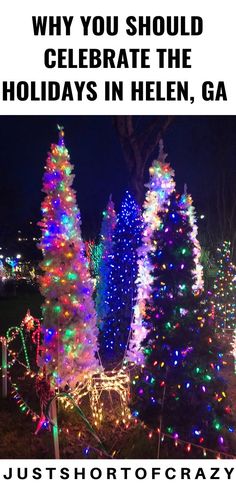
[{"x1": 113, "y1": 116, "x2": 173, "y2": 204}]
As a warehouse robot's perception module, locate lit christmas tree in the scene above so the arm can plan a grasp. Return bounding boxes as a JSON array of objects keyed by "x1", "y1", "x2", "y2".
[
  {"x1": 96, "y1": 195, "x2": 117, "y2": 328},
  {"x1": 212, "y1": 241, "x2": 236, "y2": 331},
  {"x1": 127, "y1": 143, "x2": 175, "y2": 364},
  {"x1": 131, "y1": 192, "x2": 234, "y2": 452},
  {"x1": 179, "y1": 187, "x2": 204, "y2": 294},
  {"x1": 231, "y1": 330, "x2": 236, "y2": 374},
  {"x1": 85, "y1": 240, "x2": 103, "y2": 282},
  {"x1": 38, "y1": 126, "x2": 99, "y2": 389},
  {"x1": 0, "y1": 260, "x2": 7, "y2": 280},
  {"x1": 98, "y1": 191, "x2": 143, "y2": 370}
]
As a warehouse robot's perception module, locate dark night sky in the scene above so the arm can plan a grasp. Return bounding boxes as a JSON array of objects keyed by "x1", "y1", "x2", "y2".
[{"x1": 0, "y1": 116, "x2": 236, "y2": 244}]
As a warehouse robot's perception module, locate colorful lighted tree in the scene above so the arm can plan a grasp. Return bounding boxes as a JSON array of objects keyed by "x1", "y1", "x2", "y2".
[
  {"x1": 131, "y1": 192, "x2": 234, "y2": 452},
  {"x1": 212, "y1": 241, "x2": 236, "y2": 330},
  {"x1": 38, "y1": 126, "x2": 99, "y2": 389},
  {"x1": 96, "y1": 195, "x2": 117, "y2": 327},
  {"x1": 127, "y1": 143, "x2": 175, "y2": 364},
  {"x1": 0, "y1": 260, "x2": 7, "y2": 280},
  {"x1": 85, "y1": 240, "x2": 103, "y2": 282},
  {"x1": 98, "y1": 191, "x2": 143, "y2": 370}
]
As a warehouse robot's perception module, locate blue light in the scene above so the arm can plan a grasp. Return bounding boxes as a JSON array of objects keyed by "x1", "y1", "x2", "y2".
[{"x1": 98, "y1": 191, "x2": 143, "y2": 369}]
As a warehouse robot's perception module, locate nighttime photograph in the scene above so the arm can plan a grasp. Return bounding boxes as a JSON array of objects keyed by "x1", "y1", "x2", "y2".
[{"x1": 0, "y1": 115, "x2": 236, "y2": 459}]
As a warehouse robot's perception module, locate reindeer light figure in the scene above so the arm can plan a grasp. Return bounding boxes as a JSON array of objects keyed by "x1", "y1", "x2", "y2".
[{"x1": 88, "y1": 369, "x2": 131, "y2": 427}]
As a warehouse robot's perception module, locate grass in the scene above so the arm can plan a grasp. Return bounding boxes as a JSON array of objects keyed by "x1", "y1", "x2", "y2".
[{"x1": 0, "y1": 290, "x2": 42, "y2": 334}]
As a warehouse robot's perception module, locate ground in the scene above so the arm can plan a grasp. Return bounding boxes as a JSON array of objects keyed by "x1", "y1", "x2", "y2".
[{"x1": 0, "y1": 288, "x2": 236, "y2": 459}]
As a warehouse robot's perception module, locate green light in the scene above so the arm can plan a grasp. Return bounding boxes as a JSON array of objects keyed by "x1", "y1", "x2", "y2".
[
  {"x1": 67, "y1": 272, "x2": 77, "y2": 280},
  {"x1": 64, "y1": 328, "x2": 76, "y2": 339},
  {"x1": 45, "y1": 259, "x2": 52, "y2": 267},
  {"x1": 6, "y1": 326, "x2": 30, "y2": 370},
  {"x1": 213, "y1": 419, "x2": 222, "y2": 431},
  {"x1": 54, "y1": 305, "x2": 61, "y2": 313},
  {"x1": 53, "y1": 422, "x2": 59, "y2": 448}
]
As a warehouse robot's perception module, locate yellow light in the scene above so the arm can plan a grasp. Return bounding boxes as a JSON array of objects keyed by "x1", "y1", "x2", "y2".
[
  {"x1": 86, "y1": 369, "x2": 130, "y2": 428},
  {"x1": 66, "y1": 252, "x2": 73, "y2": 259}
]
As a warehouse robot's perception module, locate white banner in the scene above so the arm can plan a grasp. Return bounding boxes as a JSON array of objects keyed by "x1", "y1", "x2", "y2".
[
  {"x1": 0, "y1": 460, "x2": 235, "y2": 482},
  {"x1": 0, "y1": 0, "x2": 235, "y2": 114}
]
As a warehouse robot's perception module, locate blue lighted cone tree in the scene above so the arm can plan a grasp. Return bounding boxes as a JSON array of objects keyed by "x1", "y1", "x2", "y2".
[
  {"x1": 212, "y1": 241, "x2": 236, "y2": 331},
  {"x1": 96, "y1": 195, "x2": 117, "y2": 328},
  {"x1": 98, "y1": 191, "x2": 143, "y2": 370},
  {"x1": 131, "y1": 191, "x2": 235, "y2": 453},
  {"x1": 38, "y1": 126, "x2": 99, "y2": 389}
]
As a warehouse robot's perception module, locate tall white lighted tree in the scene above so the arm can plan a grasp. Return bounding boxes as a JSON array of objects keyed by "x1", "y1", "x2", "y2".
[
  {"x1": 38, "y1": 126, "x2": 99, "y2": 389},
  {"x1": 127, "y1": 141, "x2": 175, "y2": 364},
  {"x1": 179, "y1": 187, "x2": 204, "y2": 294}
]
